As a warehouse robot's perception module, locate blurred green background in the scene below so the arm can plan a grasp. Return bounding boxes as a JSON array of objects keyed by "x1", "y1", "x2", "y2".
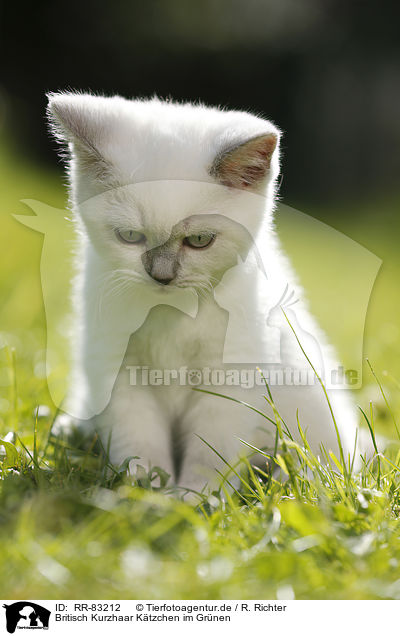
[{"x1": 0, "y1": 0, "x2": 399, "y2": 431}]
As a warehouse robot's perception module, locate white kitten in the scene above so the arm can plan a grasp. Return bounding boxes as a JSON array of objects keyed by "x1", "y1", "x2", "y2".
[{"x1": 47, "y1": 92, "x2": 365, "y2": 494}]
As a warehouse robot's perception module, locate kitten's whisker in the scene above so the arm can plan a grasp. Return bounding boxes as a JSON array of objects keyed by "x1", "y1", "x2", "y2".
[{"x1": 95, "y1": 269, "x2": 147, "y2": 320}]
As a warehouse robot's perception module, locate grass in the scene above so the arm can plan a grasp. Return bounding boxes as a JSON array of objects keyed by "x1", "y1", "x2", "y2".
[
  {"x1": 1, "y1": 359, "x2": 400, "y2": 600},
  {"x1": 1, "y1": 134, "x2": 400, "y2": 599}
]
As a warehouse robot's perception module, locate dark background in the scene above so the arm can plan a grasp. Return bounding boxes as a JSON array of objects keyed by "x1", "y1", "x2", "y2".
[{"x1": 1, "y1": 0, "x2": 399, "y2": 207}]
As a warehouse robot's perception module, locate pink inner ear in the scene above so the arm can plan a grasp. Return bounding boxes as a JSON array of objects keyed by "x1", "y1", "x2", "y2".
[
  {"x1": 240, "y1": 162, "x2": 270, "y2": 189},
  {"x1": 211, "y1": 133, "x2": 278, "y2": 190},
  {"x1": 257, "y1": 135, "x2": 278, "y2": 164}
]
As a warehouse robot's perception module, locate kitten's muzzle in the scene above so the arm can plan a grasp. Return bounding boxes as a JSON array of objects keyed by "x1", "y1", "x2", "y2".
[{"x1": 142, "y1": 245, "x2": 179, "y2": 285}]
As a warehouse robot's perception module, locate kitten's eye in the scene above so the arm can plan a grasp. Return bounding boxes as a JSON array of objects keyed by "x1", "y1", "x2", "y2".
[
  {"x1": 184, "y1": 232, "x2": 215, "y2": 249},
  {"x1": 116, "y1": 229, "x2": 146, "y2": 244}
]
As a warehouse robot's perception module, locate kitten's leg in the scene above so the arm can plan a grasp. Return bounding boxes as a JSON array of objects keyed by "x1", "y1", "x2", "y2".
[
  {"x1": 95, "y1": 387, "x2": 175, "y2": 482},
  {"x1": 177, "y1": 395, "x2": 259, "y2": 495},
  {"x1": 177, "y1": 383, "x2": 363, "y2": 496}
]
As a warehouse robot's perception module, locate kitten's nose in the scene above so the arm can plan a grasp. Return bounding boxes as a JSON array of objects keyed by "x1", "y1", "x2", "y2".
[
  {"x1": 151, "y1": 273, "x2": 174, "y2": 285},
  {"x1": 142, "y1": 246, "x2": 178, "y2": 286}
]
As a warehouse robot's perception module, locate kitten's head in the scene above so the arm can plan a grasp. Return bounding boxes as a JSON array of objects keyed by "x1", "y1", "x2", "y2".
[{"x1": 47, "y1": 92, "x2": 280, "y2": 292}]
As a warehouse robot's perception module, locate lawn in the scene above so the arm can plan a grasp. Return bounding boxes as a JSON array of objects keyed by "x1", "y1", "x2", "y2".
[{"x1": 1, "y1": 134, "x2": 400, "y2": 600}]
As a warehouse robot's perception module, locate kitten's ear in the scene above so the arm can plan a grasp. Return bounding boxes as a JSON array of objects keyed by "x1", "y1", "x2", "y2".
[
  {"x1": 210, "y1": 133, "x2": 279, "y2": 190},
  {"x1": 46, "y1": 92, "x2": 114, "y2": 178}
]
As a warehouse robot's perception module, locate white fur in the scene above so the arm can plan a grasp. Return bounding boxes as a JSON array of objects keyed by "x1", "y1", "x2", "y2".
[{"x1": 48, "y1": 93, "x2": 365, "y2": 494}]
